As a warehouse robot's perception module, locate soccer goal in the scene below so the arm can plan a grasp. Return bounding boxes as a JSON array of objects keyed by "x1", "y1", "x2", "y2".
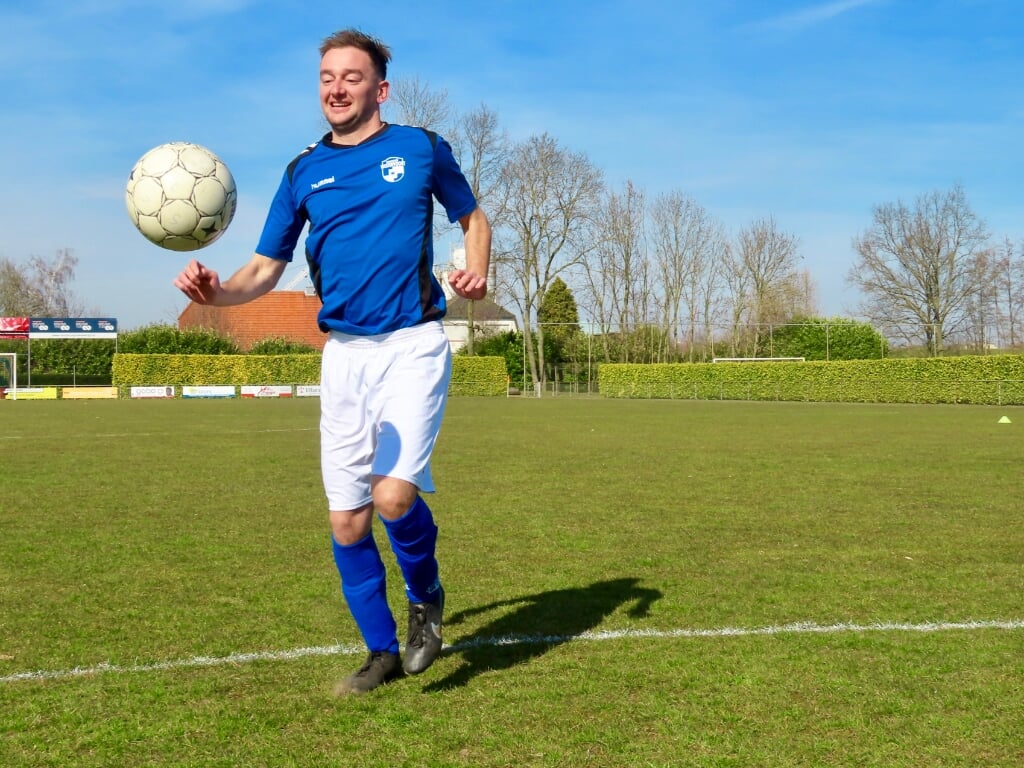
[{"x1": 0, "y1": 353, "x2": 16, "y2": 399}]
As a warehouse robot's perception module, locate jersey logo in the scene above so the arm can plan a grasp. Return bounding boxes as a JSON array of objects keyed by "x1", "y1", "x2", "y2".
[{"x1": 380, "y1": 156, "x2": 406, "y2": 183}]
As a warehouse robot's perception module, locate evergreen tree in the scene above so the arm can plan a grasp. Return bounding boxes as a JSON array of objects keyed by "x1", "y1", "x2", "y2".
[{"x1": 537, "y1": 277, "x2": 579, "y2": 333}]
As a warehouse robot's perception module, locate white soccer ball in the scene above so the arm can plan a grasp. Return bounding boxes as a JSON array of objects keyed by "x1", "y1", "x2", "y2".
[{"x1": 125, "y1": 142, "x2": 237, "y2": 251}]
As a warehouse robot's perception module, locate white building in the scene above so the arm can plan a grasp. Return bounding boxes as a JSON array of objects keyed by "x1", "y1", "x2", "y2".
[
  {"x1": 442, "y1": 296, "x2": 519, "y2": 352},
  {"x1": 435, "y1": 247, "x2": 518, "y2": 352}
]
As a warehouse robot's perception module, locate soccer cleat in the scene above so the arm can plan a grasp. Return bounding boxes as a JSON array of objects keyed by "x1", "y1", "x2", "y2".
[
  {"x1": 403, "y1": 587, "x2": 445, "y2": 675},
  {"x1": 332, "y1": 651, "x2": 401, "y2": 696}
]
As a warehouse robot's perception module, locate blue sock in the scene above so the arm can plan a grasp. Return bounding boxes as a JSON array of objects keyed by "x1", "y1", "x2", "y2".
[
  {"x1": 331, "y1": 532, "x2": 399, "y2": 654},
  {"x1": 381, "y1": 496, "x2": 441, "y2": 604}
]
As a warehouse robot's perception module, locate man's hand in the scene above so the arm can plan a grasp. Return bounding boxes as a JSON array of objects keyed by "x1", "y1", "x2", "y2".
[
  {"x1": 447, "y1": 269, "x2": 487, "y2": 301},
  {"x1": 173, "y1": 259, "x2": 223, "y2": 305}
]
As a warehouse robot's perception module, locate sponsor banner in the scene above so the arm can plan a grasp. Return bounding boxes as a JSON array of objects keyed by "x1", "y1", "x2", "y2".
[
  {"x1": 29, "y1": 317, "x2": 118, "y2": 339},
  {"x1": 182, "y1": 385, "x2": 236, "y2": 399},
  {"x1": 241, "y1": 385, "x2": 293, "y2": 398},
  {"x1": 9, "y1": 387, "x2": 59, "y2": 400},
  {"x1": 0, "y1": 317, "x2": 30, "y2": 339},
  {"x1": 131, "y1": 386, "x2": 176, "y2": 399},
  {"x1": 62, "y1": 386, "x2": 118, "y2": 400},
  {"x1": 295, "y1": 385, "x2": 321, "y2": 397}
]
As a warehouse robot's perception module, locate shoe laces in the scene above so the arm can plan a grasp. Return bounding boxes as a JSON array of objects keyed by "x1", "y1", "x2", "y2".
[{"x1": 407, "y1": 604, "x2": 430, "y2": 645}]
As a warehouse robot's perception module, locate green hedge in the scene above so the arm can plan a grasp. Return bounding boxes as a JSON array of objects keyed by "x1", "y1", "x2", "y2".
[
  {"x1": 112, "y1": 354, "x2": 508, "y2": 397},
  {"x1": 447, "y1": 355, "x2": 509, "y2": 396},
  {"x1": 598, "y1": 356, "x2": 1024, "y2": 405}
]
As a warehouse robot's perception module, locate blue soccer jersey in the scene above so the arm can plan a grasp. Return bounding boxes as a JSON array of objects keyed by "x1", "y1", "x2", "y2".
[{"x1": 255, "y1": 124, "x2": 478, "y2": 335}]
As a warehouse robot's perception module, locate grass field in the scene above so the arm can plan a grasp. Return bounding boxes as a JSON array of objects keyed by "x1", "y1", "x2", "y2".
[{"x1": 1, "y1": 397, "x2": 1022, "y2": 767}]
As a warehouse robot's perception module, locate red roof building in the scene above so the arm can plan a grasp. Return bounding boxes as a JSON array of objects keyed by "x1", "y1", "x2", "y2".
[
  {"x1": 178, "y1": 290, "x2": 326, "y2": 351},
  {"x1": 178, "y1": 289, "x2": 519, "y2": 353}
]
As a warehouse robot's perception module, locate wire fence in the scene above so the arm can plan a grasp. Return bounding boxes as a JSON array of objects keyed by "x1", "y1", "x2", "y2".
[
  {"x1": 496, "y1": 320, "x2": 1024, "y2": 395},
  {"x1": 592, "y1": 379, "x2": 1024, "y2": 406}
]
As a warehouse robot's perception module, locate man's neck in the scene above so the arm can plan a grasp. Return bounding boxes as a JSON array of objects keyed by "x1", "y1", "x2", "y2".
[{"x1": 331, "y1": 116, "x2": 387, "y2": 146}]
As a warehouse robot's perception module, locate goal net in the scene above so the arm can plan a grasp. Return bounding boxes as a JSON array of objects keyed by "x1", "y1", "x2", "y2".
[{"x1": 0, "y1": 353, "x2": 15, "y2": 399}]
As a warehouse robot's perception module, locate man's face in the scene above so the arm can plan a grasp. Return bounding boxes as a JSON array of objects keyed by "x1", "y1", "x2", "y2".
[{"x1": 319, "y1": 46, "x2": 388, "y2": 138}]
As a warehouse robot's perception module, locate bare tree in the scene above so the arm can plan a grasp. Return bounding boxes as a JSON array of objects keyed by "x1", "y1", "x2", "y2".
[
  {"x1": 578, "y1": 228, "x2": 615, "y2": 362},
  {"x1": 735, "y1": 217, "x2": 802, "y2": 353},
  {"x1": 849, "y1": 184, "x2": 990, "y2": 353},
  {"x1": 721, "y1": 244, "x2": 752, "y2": 356},
  {"x1": 496, "y1": 134, "x2": 603, "y2": 390},
  {"x1": 991, "y1": 238, "x2": 1024, "y2": 349},
  {"x1": 30, "y1": 248, "x2": 81, "y2": 316},
  {"x1": 1008, "y1": 239, "x2": 1024, "y2": 349},
  {"x1": 650, "y1": 190, "x2": 692, "y2": 357},
  {"x1": 961, "y1": 246, "x2": 1001, "y2": 351},
  {"x1": 583, "y1": 181, "x2": 652, "y2": 362},
  {"x1": 0, "y1": 249, "x2": 81, "y2": 316},
  {"x1": 1011, "y1": 241, "x2": 1024, "y2": 348},
  {"x1": 451, "y1": 104, "x2": 508, "y2": 219},
  {"x1": 385, "y1": 75, "x2": 452, "y2": 133},
  {"x1": 0, "y1": 258, "x2": 45, "y2": 315},
  {"x1": 449, "y1": 104, "x2": 509, "y2": 355},
  {"x1": 691, "y1": 241, "x2": 731, "y2": 361},
  {"x1": 650, "y1": 191, "x2": 728, "y2": 361},
  {"x1": 792, "y1": 270, "x2": 819, "y2": 318}
]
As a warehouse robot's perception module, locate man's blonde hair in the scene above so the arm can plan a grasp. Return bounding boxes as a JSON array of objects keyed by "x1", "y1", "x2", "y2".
[{"x1": 319, "y1": 29, "x2": 392, "y2": 80}]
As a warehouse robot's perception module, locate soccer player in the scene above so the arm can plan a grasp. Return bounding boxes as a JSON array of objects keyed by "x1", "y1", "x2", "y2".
[{"x1": 173, "y1": 28, "x2": 491, "y2": 695}]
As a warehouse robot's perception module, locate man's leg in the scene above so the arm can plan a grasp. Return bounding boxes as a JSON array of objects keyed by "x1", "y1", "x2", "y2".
[
  {"x1": 377, "y1": 493, "x2": 440, "y2": 603},
  {"x1": 331, "y1": 507, "x2": 400, "y2": 654},
  {"x1": 368, "y1": 322, "x2": 451, "y2": 676},
  {"x1": 320, "y1": 331, "x2": 404, "y2": 695},
  {"x1": 375, "y1": 478, "x2": 445, "y2": 675},
  {"x1": 330, "y1": 506, "x2": 401, "y2": 695}
]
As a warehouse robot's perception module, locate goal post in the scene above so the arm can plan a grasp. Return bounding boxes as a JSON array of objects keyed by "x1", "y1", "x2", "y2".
[{"x1": 0, "y1": 353, "x2": 15, "y2": 399}]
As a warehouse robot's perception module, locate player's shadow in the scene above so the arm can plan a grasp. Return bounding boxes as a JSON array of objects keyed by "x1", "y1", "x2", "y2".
[{"x1": 422, "y1": 577, "x2": 662, "y2": 692}]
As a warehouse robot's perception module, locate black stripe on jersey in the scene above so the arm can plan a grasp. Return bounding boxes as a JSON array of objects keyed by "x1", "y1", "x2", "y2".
[
  {"x1": 286, "y1": 139, "x2": 321, "y2": 184},
  {"x1": 305, "y1": 245, "x2": 323, "y2": 305},
  {"x1": 417, "y1": 128, "x2": 442, "y2": 323}
]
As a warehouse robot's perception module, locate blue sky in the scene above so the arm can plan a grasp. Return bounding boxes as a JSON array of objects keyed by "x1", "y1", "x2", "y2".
[{"x1": 1, "y1": 0, "x2": 1021, "y2": 329}]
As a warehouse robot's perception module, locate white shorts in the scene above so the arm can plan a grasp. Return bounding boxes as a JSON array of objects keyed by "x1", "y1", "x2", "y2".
[{"x1": 319, "y1": 321, "x2": 451, "y2": 511}]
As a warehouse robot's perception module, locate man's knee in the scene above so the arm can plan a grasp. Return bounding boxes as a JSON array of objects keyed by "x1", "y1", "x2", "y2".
[
  {"x1": 372, "y1": 476, "x2": 419, "y2": 521},
  {"x1": 330, "y1": 504, "x2": 373, "y2": 545}
]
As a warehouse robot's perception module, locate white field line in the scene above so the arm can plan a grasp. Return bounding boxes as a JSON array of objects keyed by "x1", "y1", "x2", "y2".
[
  {"x1": 0, "y1": 427, "x2": 316, "y2": 441},
  {"x1": 3, "y1": 619, "x2": 1022, "y2": 685}
]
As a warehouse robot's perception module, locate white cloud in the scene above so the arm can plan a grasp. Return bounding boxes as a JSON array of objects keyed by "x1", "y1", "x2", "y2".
[{"x1": 754, "y1": 0, "x2": 885, "y2": 32}]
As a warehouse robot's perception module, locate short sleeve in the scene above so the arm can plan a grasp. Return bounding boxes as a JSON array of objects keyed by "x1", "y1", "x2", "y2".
[
  {"x1": 431, "y1": 135, "x2": 478, "y2": 224},
  {"x1": 254, "y1": 171, "x2": 307, "y2": 261}
]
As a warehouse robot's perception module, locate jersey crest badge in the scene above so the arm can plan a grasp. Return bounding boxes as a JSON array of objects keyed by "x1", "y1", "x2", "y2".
[{"x1": 380, "y1": 156, "x2": 406, "y2": 183}]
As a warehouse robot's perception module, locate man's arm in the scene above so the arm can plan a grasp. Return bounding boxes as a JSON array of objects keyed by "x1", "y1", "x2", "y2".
[
  {"x1": 448, "y1": 206, "x2": 491, "y2": 301},
  {"x1": 174, "y1": 254, "x2": 289, "y2": 306}
]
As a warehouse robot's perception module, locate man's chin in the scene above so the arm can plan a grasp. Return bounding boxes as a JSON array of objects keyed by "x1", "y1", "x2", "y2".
[{"x1": 327, "y1": 116, "x2": 353, "y2": 131}]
